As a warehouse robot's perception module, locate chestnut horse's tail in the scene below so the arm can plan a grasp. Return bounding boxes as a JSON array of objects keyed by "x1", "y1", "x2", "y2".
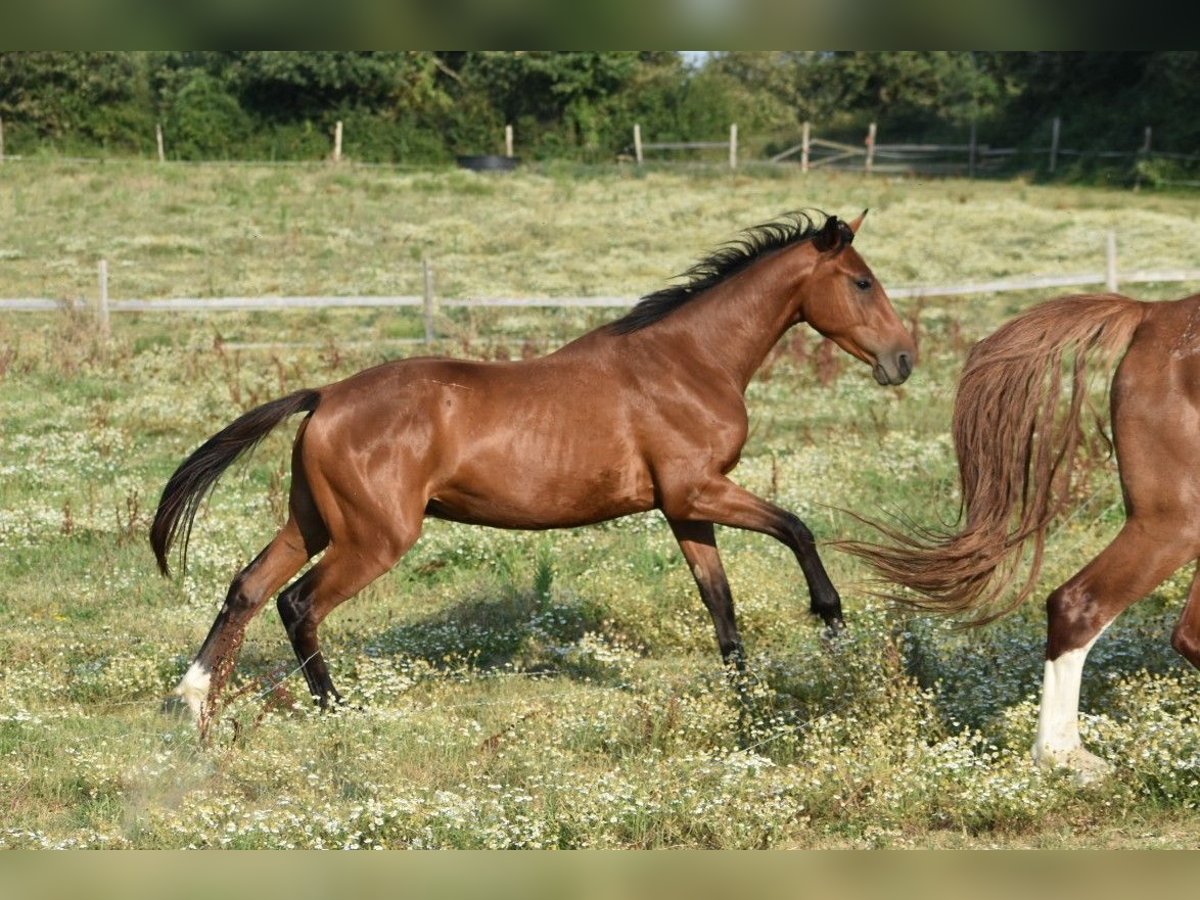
[
  {"x1": 150, "y1": 389, "x2": 321, "y2": 576},
  {"x1": 841, "y1": 293, "x2": 1146, "y2": 625}
]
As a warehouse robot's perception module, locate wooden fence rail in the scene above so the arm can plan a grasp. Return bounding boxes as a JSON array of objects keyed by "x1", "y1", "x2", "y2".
[
  {"x1": 5, "y1": 237, "x2": 1199, "y2": 340},
  {"x1": 633, "y1": 123, "x2": 739, "y2": 168},
  {"x1": 766, "y1": 117, "x2": 1200, "y2": 177},
  {"x1": 0, "y1": 295, "x2": 637, "y2": 314}
]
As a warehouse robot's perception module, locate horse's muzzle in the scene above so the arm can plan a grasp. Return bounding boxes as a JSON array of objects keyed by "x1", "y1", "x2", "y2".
[{"x1": 873, "y1": 351, "x2": 913, "y2": 386}]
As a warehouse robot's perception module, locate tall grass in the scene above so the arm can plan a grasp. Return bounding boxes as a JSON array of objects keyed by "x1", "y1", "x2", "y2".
[{"x1": 2, "y1": 163, "x2": 1200, "y2": 847}]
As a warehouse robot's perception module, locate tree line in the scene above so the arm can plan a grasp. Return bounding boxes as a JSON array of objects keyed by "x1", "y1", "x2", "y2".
[{"x1": 1, "y1": 51, "x2": 1196, "y2": 179}]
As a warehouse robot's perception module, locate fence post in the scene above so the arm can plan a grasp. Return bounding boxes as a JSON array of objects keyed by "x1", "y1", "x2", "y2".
[
  {"x1": 1049, "y1": 116, "x2": 1060, "y2": 173},
  {"x1": 505, "y1": 124, "x2": 514, "y2": 158},
  {"x1": 865, "y1": 122, "x2": 876, "y2": 175},
  {"x1": 729, "y1": 123, "x2": 738, "y2": 169},
  {"x1": 156, "y1": 123, "x2": 165, "y2": 163},
  {"x1": 1142, "y1": 125, "x2": 1152, "y2": 154},
  {"x1": 1, "y1": 115, "x2": 6, "y2": 162},
  {"x1": 333, "y1": 120, "x2": 343, "y2": 163},
  {"x1": 633, "y1": 124, "x2": 643, "y2": 165},
  {"x1": 800, "y1": 121, "x2": 810, "y2": 173},
  {"x1": 97, "y1": 259, "x2": 111, "y2": 339},
  {"x1": 1105, "y1": 231, "x2": 1118, "y2": 292},
  {"x1": 422, "y1": 256, "x2": 436, "y2": 344},
  {"x1": 968, "y1": 120, "x2": 977, "y2": 179}
]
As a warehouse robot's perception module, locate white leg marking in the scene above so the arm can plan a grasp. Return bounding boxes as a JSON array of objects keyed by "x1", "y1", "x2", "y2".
[
  {"x1": 1032, "y1": 624, "x2": 1112, "y2": 782},
  {"x1": 175, "y1": 661, "x2": 212, "y2": 722}
]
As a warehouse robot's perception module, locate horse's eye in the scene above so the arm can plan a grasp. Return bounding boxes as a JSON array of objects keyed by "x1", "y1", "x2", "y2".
[{"x1": 854, "y1": 277, "x2": 873, "y2": 291}]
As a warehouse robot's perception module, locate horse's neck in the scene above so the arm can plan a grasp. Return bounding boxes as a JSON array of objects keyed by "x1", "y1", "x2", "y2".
[{"x1": 649, "y1": 256, "x2": 805, "y2": 390}]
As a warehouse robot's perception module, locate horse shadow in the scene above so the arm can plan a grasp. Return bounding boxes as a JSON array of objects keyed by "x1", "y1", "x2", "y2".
[
  {"x1": 896, "y1": 601, "x2": 1190, "y2": 737},
  {"x1": 341, "y1": 586, "x2": 625, "y2": 686}
]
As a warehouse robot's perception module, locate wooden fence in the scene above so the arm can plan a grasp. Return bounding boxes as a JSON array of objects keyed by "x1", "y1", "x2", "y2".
[
  {"x1": 5, "y1": 235, "x2": 1200, "y2": 344},
  {"x1": 3, "y1": 113, "x2": 1198, "y2": 180},
  {"x1": 768, "y1": 118, "x2": 1200, "y2": 178},
  {"x1": 632, "y1": 123, "x2": 739, "y2": 168}
]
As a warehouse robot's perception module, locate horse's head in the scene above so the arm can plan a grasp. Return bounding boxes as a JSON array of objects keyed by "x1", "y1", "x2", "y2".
[{"x1": 801, "y1": 212, "x2": 916, "y2": 386}]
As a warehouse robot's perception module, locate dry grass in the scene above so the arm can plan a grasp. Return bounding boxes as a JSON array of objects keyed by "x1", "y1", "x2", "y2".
[{"x1": 3, "y1": 160, "x2": 1200, "y2": 304}]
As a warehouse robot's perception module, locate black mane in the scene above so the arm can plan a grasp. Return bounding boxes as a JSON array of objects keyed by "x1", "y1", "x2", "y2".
[{"x1": 609, "y1": 210, "x2": 849, "y2": 335}]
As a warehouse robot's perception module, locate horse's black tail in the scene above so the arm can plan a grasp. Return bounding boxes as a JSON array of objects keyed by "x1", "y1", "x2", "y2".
[{"x1": 150, "y1": 389, "x2": 321, "y2": 577}]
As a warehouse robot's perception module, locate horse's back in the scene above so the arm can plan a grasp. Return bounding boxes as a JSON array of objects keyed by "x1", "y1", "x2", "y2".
[{"x1": 297, "y1": 351, "x2": 656, "y2": 530}]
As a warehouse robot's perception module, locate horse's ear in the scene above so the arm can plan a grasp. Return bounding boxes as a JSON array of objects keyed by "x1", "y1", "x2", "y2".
[
  {"x1": 848, "y1": 209, "x2": 868, "y2": 233},
  {"x1": 812, "y1": 215, "x2": 844, "y2": 253}
]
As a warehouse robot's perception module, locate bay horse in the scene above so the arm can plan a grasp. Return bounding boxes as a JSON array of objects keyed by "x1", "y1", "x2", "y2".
[
  {"x1": 150, "y1": 210, "x2": 916, "y2": 735},
  {"x1": 843, "y1": 291, "x2": 1200, "y2": 781}
]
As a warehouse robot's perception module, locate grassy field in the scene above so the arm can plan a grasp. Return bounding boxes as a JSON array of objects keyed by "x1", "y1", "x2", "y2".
[{"x1": 3, "y1": 160, "x2": 1200, "y2": 848}]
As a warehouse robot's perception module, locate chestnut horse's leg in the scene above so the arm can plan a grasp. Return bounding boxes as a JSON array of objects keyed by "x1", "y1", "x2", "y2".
[
  {"x1": 664, "y1": 476, "x2": 843, "y2": 630},
  {"x1": 277, "y1": 527, "x2": 421, "y2": 708},
  {"x1": 1037, "y1": 521, "x2": 1194, "y2": 781},
  {"x1": 1170, "y1": 562, "x2": 1200, "y2": 668},
  {"x1": 666, "y1": 518, "x2": 745, "y2": 670},
  {"x1": 175, "y1": 515, "x2": 320, "y2": 733}
]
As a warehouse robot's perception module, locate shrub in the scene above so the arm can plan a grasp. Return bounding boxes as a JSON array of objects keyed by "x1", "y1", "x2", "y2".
[{"x1": 164, "y1": 71, "x2": 252, "y2": 161}]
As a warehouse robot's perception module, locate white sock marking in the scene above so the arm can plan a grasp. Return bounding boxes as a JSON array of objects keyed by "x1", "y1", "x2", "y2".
[
  {"x1": 175, "y1": 661, "x2": 211, "y2": 721},
  {"x1": 1033, "y1": 624, "x2": 1108, "y2": 765}
]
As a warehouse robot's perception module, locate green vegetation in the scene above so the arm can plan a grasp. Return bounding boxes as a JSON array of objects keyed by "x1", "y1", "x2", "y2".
[
  {"x1": 3, "y1": 163, "x2": 1200, "y2": 847},
  {"x1": 3, "y1": 52, "x2": 1199, "y2": 183}
]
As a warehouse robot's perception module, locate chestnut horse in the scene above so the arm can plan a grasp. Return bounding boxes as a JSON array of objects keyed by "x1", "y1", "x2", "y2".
[
  {"x1": 151, "y1": 211, "x2": 916, "y2": 734},
  {"x1": 844, "y1": 291, "x2": 1200, "y2": 781}
]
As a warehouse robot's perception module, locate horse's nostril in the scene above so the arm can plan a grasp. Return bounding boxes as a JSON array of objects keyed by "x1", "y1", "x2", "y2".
[{"x1": 897, "y1": 352, "x2": 913, "y2": 379}]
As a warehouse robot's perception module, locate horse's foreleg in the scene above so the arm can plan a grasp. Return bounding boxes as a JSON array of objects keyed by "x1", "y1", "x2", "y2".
[
  {"x1": 664, "y1": 477, "x2": 842, "y2": 630},
  {"x1": 175, "y1": 517, "x2": 315, "y2": 735},
  {"x1": 1038, "y1": 521, "x2": 1193, "y2": 781},
  {"x1": 666, "y1": 517, "x2": 744, "y2": 669}
]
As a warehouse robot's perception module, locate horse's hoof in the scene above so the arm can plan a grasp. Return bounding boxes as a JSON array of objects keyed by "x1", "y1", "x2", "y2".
[
  {"x1": 821, "y1": 617, "x2": 846, "y2": 639},
  {"x1": 318, "y1": 693, "x2": 363, "y2": 715},
  {"x1": 160, "y1": 694, "x2": 192, "y2": 719}
]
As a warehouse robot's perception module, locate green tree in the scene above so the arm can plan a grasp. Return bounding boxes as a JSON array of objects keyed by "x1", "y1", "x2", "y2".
[
  {"x1": 148, "y1": 51, "x2": 462, "y2": 163},
  {"x1": 162, "y1": 69, "x2": 251, "y2": 160},
  {"x1": 0, "y1": 51, "x2": 156, "y2": 153},
  {"x1": 456, "y1": 52, "x2": 643, "y2": 157},
  {"x1": 988, "y1": 52, "x2": 1200, "y2": 149},
  {"x1": 794, "y1": 52, "x2": 1004, "y2": 133},
  {"x1": 4, "y1": 51, "x2": 1196, "y2": 174}
]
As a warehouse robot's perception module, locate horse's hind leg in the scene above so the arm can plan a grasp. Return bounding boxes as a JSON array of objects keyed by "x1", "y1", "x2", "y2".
[
  {"x1": 1169, "y1": 562, "x2": 1200, "y2": 668},
  {"x1": 277, "y1": 523, "x2": 421, "y2": 708},
  {"x1": 174, "y1": 514, "x2": 319, "y2": 732},
  {"x1": 1037, "y1": 520, "x2": 1194, "y2": 781}
]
